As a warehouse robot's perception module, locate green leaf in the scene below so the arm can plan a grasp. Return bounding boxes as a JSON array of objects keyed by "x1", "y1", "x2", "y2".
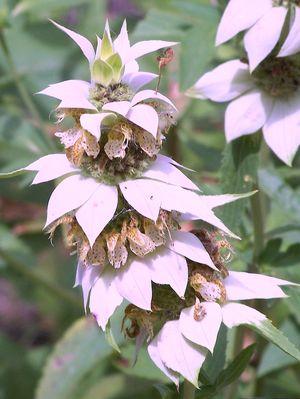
[
  {"x1": 91, "y1": 59, "x2": 113, "y2": 86},
  {"x1": 258, "y1": 319, "x2": 300, "y2": 377},
  {"x1": 36, "y1": 317, "x2": 113, "y2": 399},
  {"x1": 259, "y1": 168, "x2": 300, "y2": 223},
  {"x1": 0, "y1": 168, "x2": 26, "y2": 178},
  {"x1": 180, "y1": 14, "x2": 218, "y2": 91},
  {"x1": 219, "y1": 134, "x2": 261, "y2": 232},
  {"x1": 196, "y1": 344, "x2": 256, "y2": 398},
  {"x1": 248, "y1": 319, "x2": 300, "y2": 362}
]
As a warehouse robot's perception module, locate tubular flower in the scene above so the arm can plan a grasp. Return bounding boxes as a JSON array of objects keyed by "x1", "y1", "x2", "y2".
[
  {"x1": 216, "y1": 0, "x2": 300, "y2": 71},
  {"x1": 187, "y1": 58, "x2": 300, "y2": 165},
  {"x1": 118, "y1": 230, "x2": 297, "y2": 387}
]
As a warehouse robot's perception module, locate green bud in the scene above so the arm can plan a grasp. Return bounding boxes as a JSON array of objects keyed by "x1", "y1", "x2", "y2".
[{"x1": 91, "y1": 59, "x2": 113, "y2": 86}]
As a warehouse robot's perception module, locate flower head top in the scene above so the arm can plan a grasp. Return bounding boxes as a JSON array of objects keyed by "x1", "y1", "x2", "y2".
[
  {"x1": 216, "y1": 0, "x2": 300, "y2": 71},
  {"x1": 187, "y1": 57, "x2": 300, "y2": 165}
]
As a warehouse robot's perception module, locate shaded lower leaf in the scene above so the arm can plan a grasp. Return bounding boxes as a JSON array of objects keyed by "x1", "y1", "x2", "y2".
[{"x1": 35, "y1": 317, "x2": 112, "y2": 399}]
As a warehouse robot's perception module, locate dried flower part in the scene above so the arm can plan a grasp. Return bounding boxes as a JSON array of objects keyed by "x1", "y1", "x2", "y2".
[
  {"x1": 189, "y1": 264, "x2": 227, "y2": 304},
  {"x1": 134, "y1": 128, "x2": 159, "y2": 157},
  {"x1": 89, "y1": 83, "x2": 134, "y2": 110},
  {"x1": 193, "y1": 229, "x2": 231, "y2": 278},
  {"x1": 55, "y1": 128, "x2": 82, "y2": 148},
  {"x1": 122, "y1": 304, "x2": 157, "y2": 339}
]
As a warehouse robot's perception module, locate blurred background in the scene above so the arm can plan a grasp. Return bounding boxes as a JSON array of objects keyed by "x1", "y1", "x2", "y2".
[{"x1": 0, "y1": 0, "x2": 300, "y2": 398}]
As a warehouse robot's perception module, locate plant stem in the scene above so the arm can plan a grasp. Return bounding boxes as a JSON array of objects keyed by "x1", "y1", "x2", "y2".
[
  {"x1": 183, "y1": 380, "x2": 195, "y2": 399},
  {"x1": 0, "y1": 249, "x2": 81, "y2": 308},
  {"x1": 250, "y1": 188, "x2": 265, "y2": 267}
]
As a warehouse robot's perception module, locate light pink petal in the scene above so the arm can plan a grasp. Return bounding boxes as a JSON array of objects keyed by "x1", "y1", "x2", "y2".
[
  {"x1": 113, "y1": 20, "x2": 131, "y2": 63},
  {"x1": 263, "y1": 95, "x2": 300, "y2": 166},
  {"x1": 142, "y1": 158, "x2": 199, "y2": 190},
  {"x1": 115, "y1": 258, "x2": 152, "y2": 310},
  {"x1": 102, "y1": 100, "x2": 131, "y2": 116},
  {"x1": 225, "y1": 89, "x2": 274, "y2": 142},
  {"x1": 50, "y1": 20, "x2": 95, "y2": 63},
  {"x1": 131, "y1": 89, "x2": 177, "y2": 110},
  {"x1": 80, "y1": 112, "x2": 116, "y2": 140},
  {"x1": 157, "y1": 320, "x2": 207, "y2": 387},
  {"x1": 76, "y1": 184, "x2": 118, "y2": 247},
  {"x1": 45, "y1": 175, "x2": 99, "y2": 227},
  {"x1": 38, "y1": 79, "x2": 96, "y2": 110},
  {"x1": 25, "y1": 154, "x2": 79, "y2": 184},
  {"x1": 222, "y1": 302, "x2": 266, "y2": 328},
  {"x1": 150, "y1": 248, "x2": 188, "y2": 297},
  {"x1": 201, "y1": 192, "x2": 256, "y2": 210},
  {"x1": 122, "y1": 72, "x2": 158, "y2": 92},
  {"x1": 89, "y1": 268, "x2": 123, "y2": 330},
  {"x1": 74, "y1": 261, "x2": 101, "y2": 309},
  {"x1": 216, "y1": 0, "x2": 272, "y2": 45},
  {"x1": 279, "y1": 7, "x2": 300, "y2": 57},
  {"x1": 124, "y1": 59, "x2": 139, "y2": 75},
  {"x1": 95, "y1": 35, "x2": 102, "y2": 58},
  {"x1": 148, "y1": 335, "x2": 180, "y2": 386},
  {"x1": 127, "y1": 104, "x2": 159, "y2": 137},
  {"x1": 179, "y1": 302, "x2": 222, "y2": 352},
  {"x1": 225, "y1": 271, "x2": 295, "y2": 301},
  {"x1": 129, "y1": 40, "x2": 178, "y2": 61},
  {"x1": 244, "y1": 7, "x2": 287, "y2": 72},
  {"x1": 156, "y1": 154, "x2": 195, "y2": 172},
  {"x1": 186, "y1": 60, "x2": 253, "y2": 102},
  {"x1": 119, "y1": 178, "x2": 161, "y2": 222},
  {"x1": 167, "y1": 231, "x2": 216, "y2": 270}
]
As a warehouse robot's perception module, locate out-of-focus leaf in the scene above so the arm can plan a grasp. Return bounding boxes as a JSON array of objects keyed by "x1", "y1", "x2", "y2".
[
  {"x1": 259, "y1": 168, "x2": 300, "y2": 223},
  {"x1": 196, "y1": 344, "x2": 256, "y2": 398},
  {"x1": 105, "y1": 320, "x2": 121, "y2": 353},
  {"x1": 220, "y1": 134, "x2": 261, "y2": 232},
  {"x1": 258, "y1": 319, "x2": 300, "y2": 377},
  {"x1": 179, "y1": 9, "x2": 218, "y2": 90},
  {"x1": 285, "y1": 286, "x2": 300, "y2": 324},
  {"x1": 114, "y1": 345, "x2": 170, "y2": 383},
  {"x1": 12, "y1": 0, "x2": 90, "y2": 17},
  {"x1": 36, "y1": 317, "x2": 112, "y2": 399}
]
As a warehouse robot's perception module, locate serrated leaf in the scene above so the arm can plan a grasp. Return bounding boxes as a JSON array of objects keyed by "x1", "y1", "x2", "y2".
[
  {"x1": 259, "y1": 168, "x2": 300, "y2": 223},
  {"x1": 36, "y1": 317, "x2": 112, "y2": 399},
  {"x1": 91, "y1": 59, "x2": 113, "y2": 86},
  {"x1": 248, "y1": 319, "x2": 300, "y2": 362},
  {"x1": 219, "y1": 134, "x2": 261, "y2": 232},
  {"x1": 258, "y1": 319, "x2": 299, "y2": 377}
]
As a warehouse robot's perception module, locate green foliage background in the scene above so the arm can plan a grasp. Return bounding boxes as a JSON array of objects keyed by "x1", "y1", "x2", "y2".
[{"x1": 0, "y1": 0, "x2": 299, "y2": 398}]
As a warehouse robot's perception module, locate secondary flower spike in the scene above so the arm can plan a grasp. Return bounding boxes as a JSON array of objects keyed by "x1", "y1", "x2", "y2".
[
  {"x1": 119, "y1": 230, "x2": 299, "y2": 387},
  {"x1": 187, "y1": 58, "x2": 300, "y2": 165},
  {"x1": 216, "y1": 0, "x2": 300, "y2": 71}
]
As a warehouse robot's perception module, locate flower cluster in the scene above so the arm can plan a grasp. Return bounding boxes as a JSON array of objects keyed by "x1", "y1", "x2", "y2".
[
  {"x1": 187, "y1": 0, "x2": 300, "y2": 165},
  {"x1": 5, "y1": 19, "x2": 297, "y2": 387}
]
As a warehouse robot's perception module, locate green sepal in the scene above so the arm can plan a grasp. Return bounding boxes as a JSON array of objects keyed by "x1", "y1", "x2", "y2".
[
  {"x1": 106, "y1": 53, "x2": 124, "y2": 83},
  {"x1": 100, "y1": 30, "x2": 114, "y2": 61},
  {"x1": 91, "y1": 59, "x2": 114, "y2": 86},
  {"x1": 105, "y1": 320, "x2": 121, "y2": 353}
]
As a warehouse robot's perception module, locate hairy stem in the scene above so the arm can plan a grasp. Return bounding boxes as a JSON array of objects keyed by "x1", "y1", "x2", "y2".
[
  {"x1": 0, "y1": 249, "x2": 81, "y2": 307},
  {"x1": 183, "y1": 380, "x2": 195, "y2": 399}
]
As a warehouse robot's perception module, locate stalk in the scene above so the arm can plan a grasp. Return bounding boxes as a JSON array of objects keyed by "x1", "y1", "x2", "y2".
[{"x1": 183, "y1": 380, "x2": 196, "y2": 399}]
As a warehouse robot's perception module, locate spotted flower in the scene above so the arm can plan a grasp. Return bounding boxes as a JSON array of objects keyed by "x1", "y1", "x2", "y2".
[
  {"x1": 216, "y1": 0, "x2": 300, "y2": 71},
  {"x1": 187, "y1": 58, "x2": 300, "y2": 165}
]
